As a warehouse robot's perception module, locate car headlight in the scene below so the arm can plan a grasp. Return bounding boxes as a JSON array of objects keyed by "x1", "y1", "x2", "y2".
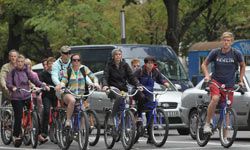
[{"x1": 161, "y1": 103, "x2": 170, "y2": 109}]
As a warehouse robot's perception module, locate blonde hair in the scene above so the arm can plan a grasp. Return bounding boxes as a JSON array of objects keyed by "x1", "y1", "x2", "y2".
[
  {"x1": 221, "y1": 32, "x2": 234, "y2": 41},
  {"x1": 131, "y1": 58, "x2": 140, "y2": 66},
  {"x1": 17, "y1": 54, "x2": 25, "y2": 60}
]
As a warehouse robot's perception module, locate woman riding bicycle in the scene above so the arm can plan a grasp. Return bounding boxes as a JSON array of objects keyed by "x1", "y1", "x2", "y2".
[
  {"x1": 102, "y1": 48, "x2": 142, "y2": 117},
  {"x1": 133, "y1": 56, "x2": 169, "y2": 144},
  {"x1": 57, "y1": 54, "x2": 100, "y2": 128},
  {"x1": 6, "y1": 54, "x2": 49, "y2": 145},
  {"x1": 201, "y1": 32, "x2": 245, "y2": 134}
]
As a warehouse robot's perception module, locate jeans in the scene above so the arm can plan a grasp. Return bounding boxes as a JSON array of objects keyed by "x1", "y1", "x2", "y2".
[{"x1": 41, "y1": 96, "x2": 57, "y2": 136}]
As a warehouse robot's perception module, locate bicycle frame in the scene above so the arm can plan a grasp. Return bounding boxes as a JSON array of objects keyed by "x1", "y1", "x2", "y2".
[
  {"x1": 108, "y1": 87, "x2": 138, "y2": 130},
  {"x1": 141, "y1": 86, "x2": 168, "y2": 128}
]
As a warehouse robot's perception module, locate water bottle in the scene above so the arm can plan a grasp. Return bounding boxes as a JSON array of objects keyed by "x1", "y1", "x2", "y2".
[{"x1": 142, "y1": 112, "x2": 147, "y2": 126}]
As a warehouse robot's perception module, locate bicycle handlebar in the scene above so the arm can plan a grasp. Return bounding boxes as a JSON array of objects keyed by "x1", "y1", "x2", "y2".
[
  {"x1": 106, "y1": 86, "x2": 139, "y2": 97},
  {"x1": 62, "y1": 87, "x2": 95, "y2": 99},
  {"x1": 142, "y1": 86, "x2": 168, "y2": 95},
  {"x1": 18, "y1": 87, "x2": 44, "y2": 93},
  {"x1": 205, "y1": 81, "x2": 242, "y2": 93}
]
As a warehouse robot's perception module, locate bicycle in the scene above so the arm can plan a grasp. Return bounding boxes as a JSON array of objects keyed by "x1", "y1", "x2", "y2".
[
  {"x1": 134, "y1": 86, "x2": 169, "y2": 147},
  {"x1": 15, "y1": 87, "x2": 44, "y2": 148},
  {"x1": 196, "y1": 81, "x2": 241, "y2": 148},
  {"x1": 0, "y1": 100, "x2": 13, "y2": 145},
  {"x1": 57, "y1": 87, "x2": 96, "y2": 150},
  {"x1": 103, "y1": 86, "x2": 138, "y2": 150}
]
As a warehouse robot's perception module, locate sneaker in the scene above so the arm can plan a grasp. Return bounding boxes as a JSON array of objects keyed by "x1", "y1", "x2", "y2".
[
  {"x1": 223, "y1": 138, "x2": 229, "y2": 143},
  {"x1": 65, "y1": 120, "x2": 71, "y2": 128},
  {"x1": 13, "y1": 136, "x2": 22, "y2": 147},
  {"x1": 146, "y1": 138, "x2": 154, "y2": 145},
  {"x1": 203, "y1": 123, "x2": 212, "y2": 134}
]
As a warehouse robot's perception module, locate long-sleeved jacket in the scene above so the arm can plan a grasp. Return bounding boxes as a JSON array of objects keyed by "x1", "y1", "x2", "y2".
[
  {"x1": 40, "y1": 70, "x2": 56, "y2": 100},
  {"x1": 51, "y1": 57, "x2": 70, "y2": 86},
  {"x1": 0, "y1": 63, "x2": 15, "y2": 90},
  {"x1": 6, "y1": 66, "x2": 45, "y2": 100},
  {"x1": 60, "y1": 65, "x2": 98, "y2": 95},
  {"x1": 103, "y1": 59, "x2": 140, "y2": 92}
]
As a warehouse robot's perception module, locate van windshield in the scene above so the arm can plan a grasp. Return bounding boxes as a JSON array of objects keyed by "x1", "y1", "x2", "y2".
[
  {"x1": 121, "y1": 46, "x2": 188, "y2": 81},
  {"x1": 72, "y1": 45, "x2": 188, "y2": 81}
]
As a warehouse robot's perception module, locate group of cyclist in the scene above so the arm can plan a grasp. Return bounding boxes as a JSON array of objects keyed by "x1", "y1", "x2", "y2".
[{"x1": 0, "y1": 31, "x2": 246, "y2": 149}]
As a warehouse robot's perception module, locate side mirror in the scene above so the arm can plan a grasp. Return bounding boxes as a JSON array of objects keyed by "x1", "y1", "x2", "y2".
[{"x1": 174, "y1": 84, "x2": 182, "y2": 91}]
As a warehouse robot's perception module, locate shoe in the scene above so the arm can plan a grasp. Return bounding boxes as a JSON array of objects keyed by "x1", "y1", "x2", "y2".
[
  {"x1": 203, "y1": 123, "x2": 212, "y2": 134},
  {"x1": 65, "y1": 120, "x2": 71, "y2": 128},
  {"x1": 38, "y1": 134, "x2": 48, "y2": 145},
  {"x1": 146, "y1": 138, "x2": 154, "y2": 145},
  {"x1": 13, "y1": 136, "x2": 22, "y2": 147},
  {"x1": 223, "y1": 138, "x2": 229, "y2": 143}
]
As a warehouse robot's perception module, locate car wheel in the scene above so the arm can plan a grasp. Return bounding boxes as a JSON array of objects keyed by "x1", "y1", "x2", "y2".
[
  {"x1": 177, "y1": 128, "x2": 189, "y2": 135},
  {"x1": 189, "y1": 109, "x2": 198, "y2": 140}
]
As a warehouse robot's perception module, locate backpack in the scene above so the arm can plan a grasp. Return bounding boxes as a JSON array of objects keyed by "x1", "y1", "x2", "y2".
[
  {"x1": 66, "y1": 67, "x2": 89, "y2": 94},
  {"x1": 214, "y1": 48, "x2": 239, "y2": 71}
]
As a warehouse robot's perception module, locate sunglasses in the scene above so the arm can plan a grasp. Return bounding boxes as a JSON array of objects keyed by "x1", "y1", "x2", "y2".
[
  {"x1": 72, "y1": 59, "x2": 80, "y2": 62},
  {"x1": 133, "y1": 65, "x2": 140, "y2": 68},
  {"x1": 62, "y1": 52, "x2": 70, "y2": 55}
]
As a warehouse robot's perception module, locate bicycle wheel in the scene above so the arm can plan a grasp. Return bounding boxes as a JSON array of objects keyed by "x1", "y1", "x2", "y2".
[
  {"x1": 121, "y1": 110, "x2": 136, "y2": 150},
  {"x1": 196, "y1": 108, "x2": 210, "y2": 147},
  {"x1": 58, "y1": 111, "x2": 71, "y2": 150},
  {"x1": 0, "y1": 108, "x2": 13, "y2": 145},
  {"x1": 148, "y1": 108, "x2": 169, "y2": 147},
  {"x1": 104, "y1": 111, "x2": 115, "y2": 149},
  {"x1": 219, "y1": 108, "x2": 237, "y2": 148},
  {"x1": 30, "y1": 111, "x2": 39, "y2": 148},
  {"x1": 78, "y1": 111, "x2": 90, "y2": 150},
  {"x1": 87, "y1": 109, "x2": 100, "y2": 146},
  {"x1": 49, "y1": 118, "x2": 58, "y2": 144}
]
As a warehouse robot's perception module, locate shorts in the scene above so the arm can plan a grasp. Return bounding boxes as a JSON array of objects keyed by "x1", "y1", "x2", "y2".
[{"x1": 209, "y1": 79, "x2": 234, "y2": 106}]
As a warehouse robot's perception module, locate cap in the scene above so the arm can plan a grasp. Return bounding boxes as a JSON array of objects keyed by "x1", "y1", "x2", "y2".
[{"x1": 60, "y1": 45, "x2": 71, "y2": 53}]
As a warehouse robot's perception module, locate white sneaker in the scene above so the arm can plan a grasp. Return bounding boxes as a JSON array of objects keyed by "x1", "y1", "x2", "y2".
[
  {"x1": 65, "y1": 120, "x2": 71, "y2": 127},
  {"x1": 203, "y1": 123, "x2": 212, "y2": 134}
]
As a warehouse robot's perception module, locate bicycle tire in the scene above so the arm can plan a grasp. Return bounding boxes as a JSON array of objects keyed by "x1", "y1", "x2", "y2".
[
  {"x1": 196, "y1": 108, "x2": 210, "y2": 147},
  {"x1": 219, "y1": 108, "x2": 238, "y2": 148},
  {"x1": 30, "y1": 111, "x2": 39, "y2": 148},
  {"x1": 0, "y1": 108, "x2": 13, "y2": 145},
  {"x1": 78, "y1": 111, "x2": 90, "y2": 150},
  {"x1": 49, "y1": 118, "x2": 58, "y2": 144},
  {"x1": 148, "y1": 108, "x2": 169, "y2": 147},
  {"x1": 104, "y1": 111, "x2": 115, "y2": 149},
  {"x1": 121, "y1": 110, "x2": 136, "y2": 150},
  {"x1": 58, "y1": 111, "x2": 72, "y2": 150},
  {"x1": 86, "y1": 109, "x2": 100, "y2": 146}
]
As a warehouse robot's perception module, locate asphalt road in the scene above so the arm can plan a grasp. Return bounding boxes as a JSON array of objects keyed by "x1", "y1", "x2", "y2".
[{"x1": 1, "y1": 130, "x2": 250, "y2": 150}]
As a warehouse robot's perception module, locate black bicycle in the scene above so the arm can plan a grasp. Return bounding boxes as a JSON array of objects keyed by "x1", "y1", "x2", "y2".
[{"x1": 196, "y1": 81, "x2": 241, "y2": 148}]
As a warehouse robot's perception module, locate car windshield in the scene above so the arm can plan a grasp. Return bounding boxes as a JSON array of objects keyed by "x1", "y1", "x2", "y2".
[
  {"x1": 245, "y1": 70, "x2": 250, "y2": 86},
  {"x1": 154, "y1": 82, "x2": 176, "y2": 91}
]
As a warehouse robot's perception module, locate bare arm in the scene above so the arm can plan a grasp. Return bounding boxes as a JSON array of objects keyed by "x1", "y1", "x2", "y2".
[
  {"x1": 201, "y1": 58, "x2": 211, "y2": 81},
  {"x1": 239, "y1": 61, "x2": 246, "y2": 86}
]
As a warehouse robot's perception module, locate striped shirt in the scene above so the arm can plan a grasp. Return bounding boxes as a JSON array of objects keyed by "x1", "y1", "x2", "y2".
[{"x1": 60, "y1": 65, "x2": 98, "y2": 95}]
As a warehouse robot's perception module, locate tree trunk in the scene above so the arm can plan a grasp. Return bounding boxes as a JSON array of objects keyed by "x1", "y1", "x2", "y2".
[
  {"x1": 4, "y1": 15, "x2": 23, "y2": 63},
  {"x1": 163, "y1": 0, "x2": 180, "y2": 54}
]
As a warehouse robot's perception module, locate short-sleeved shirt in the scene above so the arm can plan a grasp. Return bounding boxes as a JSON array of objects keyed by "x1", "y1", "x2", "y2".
[{"x1": 207, "y1": 48, "x2": 244, "y2": 87}]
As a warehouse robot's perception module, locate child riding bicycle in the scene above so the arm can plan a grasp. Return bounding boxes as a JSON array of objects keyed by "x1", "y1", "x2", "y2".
[{"x1": 133, "y1": 56, "x2": 169, "y2": 144}]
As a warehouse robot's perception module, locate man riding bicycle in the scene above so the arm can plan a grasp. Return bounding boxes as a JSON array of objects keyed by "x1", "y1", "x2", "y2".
[{"x1": 201, "y1": 31, "x2": 246, "y2": 134}]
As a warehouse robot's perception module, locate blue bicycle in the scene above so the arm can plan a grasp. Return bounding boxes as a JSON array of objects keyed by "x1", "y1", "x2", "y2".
[
  {"x1": 134, "y1": 86, "x2": 169, "y2": 147},
  {"x1": 57, "y1": 87, "x2": 95, "y2": 150},
  {"x1": 103, "y1": 86, "x2": 138, "y2": 150},
  {"x1": 196, "y1": 81, "x2": 241, "y2": 148}
]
